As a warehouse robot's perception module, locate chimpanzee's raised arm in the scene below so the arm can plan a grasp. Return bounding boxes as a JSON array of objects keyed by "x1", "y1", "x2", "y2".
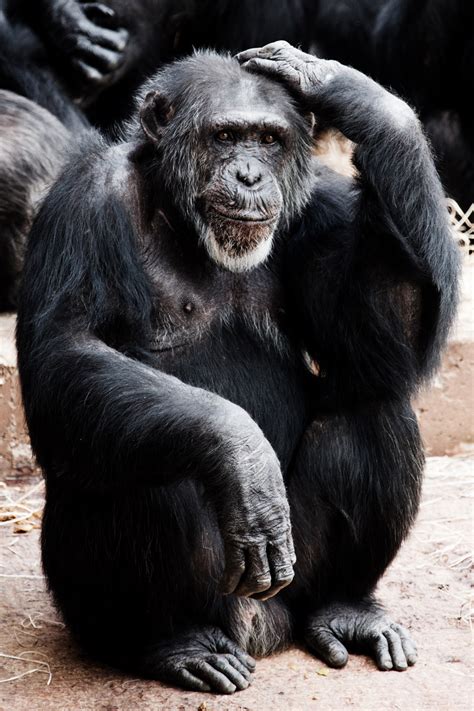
[
  {"x1": 16, "y1": 134, "x2": 295, "y2": 600},
  {"x1": 238, "y1": 42, "x2": 460, "y2": 405}
]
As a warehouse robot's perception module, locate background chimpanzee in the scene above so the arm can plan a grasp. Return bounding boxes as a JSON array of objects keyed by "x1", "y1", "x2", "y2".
[
  {"x1": 307, "y1": 0, "x2": 474, "y2": 209},
  {"x1": 0, "y1": 1, "x2": 91, "y2": 309},
  {"x1": 0, "y1": 91, "x2": 71, "y2": 310},
  {"x1": 1, "y1": 0, "x2": 189, "y2": 129},
  {"x1": 17, "y1": 43, "x2": 459, "y2": 693}
]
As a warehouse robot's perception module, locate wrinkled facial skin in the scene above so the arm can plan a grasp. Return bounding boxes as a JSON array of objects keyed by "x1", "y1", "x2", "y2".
[
  {"x1": 138, "y1": 55, "x2": 315, "y2": 272},
  {"x1": 196, "y1": 111, "x2": 289, "y2": 271}
]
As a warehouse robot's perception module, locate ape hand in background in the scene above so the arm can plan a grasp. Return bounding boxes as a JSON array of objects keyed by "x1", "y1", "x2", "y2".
[
  {"x1": 41, "y1": 0, "x2": 129, "y2": 93},
  {"x1": 215, "y1": 423, "x2": 295, "y2": 601}
]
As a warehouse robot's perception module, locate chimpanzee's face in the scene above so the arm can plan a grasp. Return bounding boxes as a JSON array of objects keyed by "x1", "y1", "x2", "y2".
[
  {"x1": 196, "y1": 106, "x2": 294, "y2": 271},
  {"x1": 138, "y1": 53, "x2": 315, "y2": 272}
]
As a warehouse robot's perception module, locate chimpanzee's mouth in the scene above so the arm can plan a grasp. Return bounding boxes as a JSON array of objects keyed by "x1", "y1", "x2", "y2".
[{"x1": 211, "y1": 207, "x2": 278, "y2": 224}]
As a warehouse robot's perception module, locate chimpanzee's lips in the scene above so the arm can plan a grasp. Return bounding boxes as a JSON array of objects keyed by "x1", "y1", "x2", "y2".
[{"x1": 211, "y1": 207, "x2": 278, "y2": 224}]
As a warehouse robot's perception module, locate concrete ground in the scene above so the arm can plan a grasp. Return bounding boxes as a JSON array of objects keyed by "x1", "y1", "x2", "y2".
[{"x1": 0, "y1": 455, "x2": 472, "y2": 711}]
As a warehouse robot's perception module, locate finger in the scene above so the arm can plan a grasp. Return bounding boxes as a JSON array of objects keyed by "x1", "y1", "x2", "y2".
[
  {"x1": 236, "y1": 46, "x2": 264, "y2": 63},
  {"x1": 84, "y1": 24, "x2": 129, "y2": 52},
  {"x1": 255, "y1": 40, "x2": 294, "y2": 58},
  {"x1": 81, "y1": 2, "x2": 118, "y2": 28},
  {"x1": 372, "y1": 633, "x2": 393, "y2": 670},
  {"x1": 234, "y1": 545, "x2": 271, "y2": 597},
  {"x1": 251, "y1": 540, "x2": 294, "y2": 600},
  {"x1": 176, "y1": 668, "x2": 211, "y2": 692},
  {"x1": 76, "y1": 37, "x2": 125, "y2": 72},
  {"x1": 241, "y1": 58, "x2": 301, "y2": 85},
  {"x1": 188, "y1": 660, "x2": 236, "y2": 694},
  {"x1": 236, "y1": 40, "x2": 292, "y2": 63},
  {"x1": 72, "y1": 59, "x2": 104, "y2": 85},
  {"x1": 287, "y1": 529, "x2": 297, "y2": 565},
  {"x1": 390, "y1": 623, "x2": 417, "y2": 666},
  {"x1": 219, "y1": 546, "x2": 246, "y2": 594},
  {"x1": 306, "y1": 626, "x2": 349, "y2": 668},
  {"x1": 383, "y1": 628, "x2": 408, "y2": 671},
  {"x1": 225, "y1": 654, "x2": 252, "y2": 680},
  {"x1": 211, "y1": 656, "x2": 250, "y2": 690}
]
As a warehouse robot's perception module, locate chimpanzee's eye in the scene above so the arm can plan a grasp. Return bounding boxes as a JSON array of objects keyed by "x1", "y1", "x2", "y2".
[
  {"x1": 262, "y1": 133, "x2": 277, "y2": 145},
  {"x1": 216, "y1": 131, "x2": 232, "y2": 142}
]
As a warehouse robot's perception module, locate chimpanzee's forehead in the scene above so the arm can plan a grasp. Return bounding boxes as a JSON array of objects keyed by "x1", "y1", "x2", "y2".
[{"x1": 203, "y1": 71, "x2": 295, "y2": 121}]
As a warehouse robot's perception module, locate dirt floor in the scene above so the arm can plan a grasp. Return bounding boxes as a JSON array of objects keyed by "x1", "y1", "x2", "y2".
[{"x1": 0, "y1": 455, "x2": 472, "y2": 711}]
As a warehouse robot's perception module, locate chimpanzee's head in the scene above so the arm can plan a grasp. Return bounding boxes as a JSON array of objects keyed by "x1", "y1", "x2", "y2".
[{"x1": 136, "y1": 51, "x2": 315, "y2": 272}]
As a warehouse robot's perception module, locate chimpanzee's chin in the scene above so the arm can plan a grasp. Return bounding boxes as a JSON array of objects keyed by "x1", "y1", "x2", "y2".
[{"x1": 203, "y1": 224, "x2": 274, "y2": 272}]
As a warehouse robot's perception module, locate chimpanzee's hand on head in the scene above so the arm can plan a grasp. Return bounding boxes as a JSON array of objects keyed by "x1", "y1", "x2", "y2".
[
  {"x1": 210, "y1": 408, "x2": 296, "y2": 601},
  {"x1": 44, "y1": 0, "x2": 129, "y2": 92},
  {"x1": 237, "y1": 41, "x2": 341, "y2": 104}
]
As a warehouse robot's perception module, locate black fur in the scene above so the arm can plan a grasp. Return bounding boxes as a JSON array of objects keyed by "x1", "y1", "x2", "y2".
[
  {"x1": 0, "y1": 90, "x2": 72, "y2": 310},
  {"x1": 17, "y1": 49, "x2": 459, "y2": 693},
  {"x1": 0, "y1": 4, "x2": 89, "y2": 311},
  {"x1": 307, "y1": 0, "x2": 474, "y2": 208}
]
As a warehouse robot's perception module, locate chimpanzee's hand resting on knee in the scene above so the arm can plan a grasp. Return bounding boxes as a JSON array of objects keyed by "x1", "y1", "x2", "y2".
[
  {"x1": 42, "y1": 0, "x2": 129, "y2": 92},
  {"x1": 210, "y1": 407, "x2": 295, "y2": 601},
  {"x1": 237, "y1": 41, "x2": 341, "y2": 103}
]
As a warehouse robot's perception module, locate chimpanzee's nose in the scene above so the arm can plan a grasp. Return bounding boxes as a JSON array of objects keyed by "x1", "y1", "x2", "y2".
[{"x1": 236, "y1": 160, "x2": 262, "y2": 187}]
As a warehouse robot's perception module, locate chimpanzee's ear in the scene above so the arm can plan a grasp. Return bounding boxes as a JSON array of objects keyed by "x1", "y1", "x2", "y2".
[
  {"x1": 305, "y1": 112, "x2": 316, "y2": 136},
  {"x1": 139, "y1": 91, "x2": 175, "y2": 143}
]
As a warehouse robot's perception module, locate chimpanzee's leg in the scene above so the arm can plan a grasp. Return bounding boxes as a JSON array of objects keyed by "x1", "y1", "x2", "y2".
[
  {"x1": 42, "y1": 478, "x2": 291, "y2": 693},
  {"x1": 283, "y1": 398, "x2": 423, "y2": 671}
]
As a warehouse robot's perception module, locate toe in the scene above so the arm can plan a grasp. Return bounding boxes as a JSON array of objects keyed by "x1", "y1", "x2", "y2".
[
  {"x1": 391, "y1": 623, "x2": 418, "y2": 666},
  {"x1": 384, "y1": 629, "x2": 408, "y2": 671},
  {"x1": 306, "y1": 626, "x2": 349, "y2": 668},
  {"x1": 210, "y1": 655, "x2": 250, "y2": 690},
  {"x1": 372, "y1": 633, "x2": 393, "y2": 671},
  {"x1": 225, "y1": 654, "x2": 252, "y2": 680},
  {"x1": 217, "y1": 636, "x2": 256, "y2": 672},
  {"x1": 189, "y1": 660, "x2": 237, "y2": 694},
  {"x1": 177, "y1": 668, "x2": 211, "y2": 692}
]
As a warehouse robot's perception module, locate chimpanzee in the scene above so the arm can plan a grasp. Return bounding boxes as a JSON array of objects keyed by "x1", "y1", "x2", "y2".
[
  {"x1": 0, "y1": 1, "x2": 98, "y2": 129},
  {"x1": 0, "y1": 2, "x2": 92, "y2": 311},
  {"x1": 1, "y1": 0, "x2": 189, "y2": 129},
  {"x1": 17, "y1": 43, "x2": 459, "y2": 694}
]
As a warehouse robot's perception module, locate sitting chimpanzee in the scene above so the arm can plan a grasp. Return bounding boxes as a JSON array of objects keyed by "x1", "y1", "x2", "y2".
[{"x1": 17, "y1": 43, "x2": 459, "y2": 694}]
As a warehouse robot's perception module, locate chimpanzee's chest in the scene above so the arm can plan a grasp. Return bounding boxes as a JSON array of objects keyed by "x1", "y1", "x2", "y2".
[
  {"x1": 137, "y1": 219, "x2": 314, "y2": 464},
  {"x1": 141, "y1": 216, "x2": 291, "y2": 355}
]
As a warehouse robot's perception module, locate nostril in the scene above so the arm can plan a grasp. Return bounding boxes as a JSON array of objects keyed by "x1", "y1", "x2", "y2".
[{"x1": 237, "y1": 170, "x2": 262, "y2": 187}]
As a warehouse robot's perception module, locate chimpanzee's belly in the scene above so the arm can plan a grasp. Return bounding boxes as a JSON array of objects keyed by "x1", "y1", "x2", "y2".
[{"x1": 145, "y1": 325, "x2": 314, "y2": 472}]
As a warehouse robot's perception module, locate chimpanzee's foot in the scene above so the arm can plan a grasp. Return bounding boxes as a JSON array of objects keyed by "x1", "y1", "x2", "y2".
[
  {"x1": 305, "y1": 601, "x2": 417, "y2": 671},
  {"x1": 141, "y1": 626, "x2": 256, "y2": 693}
]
